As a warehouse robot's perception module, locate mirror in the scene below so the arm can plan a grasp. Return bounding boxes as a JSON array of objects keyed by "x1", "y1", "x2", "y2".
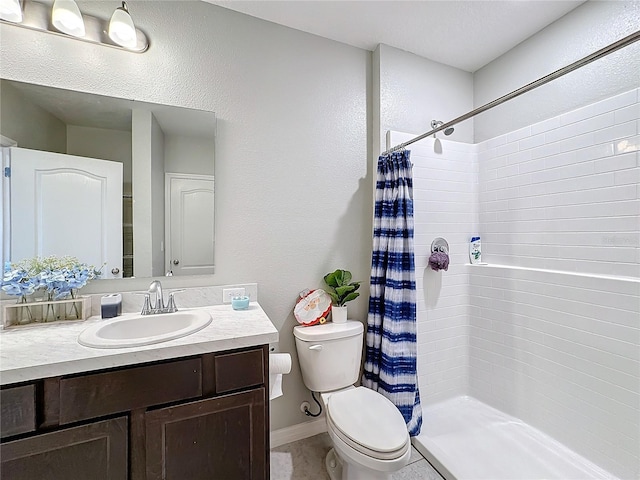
[{"x1": 0, "y1": 79, "x2": 216, "y2": 279}]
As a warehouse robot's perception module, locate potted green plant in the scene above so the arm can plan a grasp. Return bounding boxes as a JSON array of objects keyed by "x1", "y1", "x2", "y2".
[{"x1": 323, "y1": 269, "x2": 360, "y2": 323}]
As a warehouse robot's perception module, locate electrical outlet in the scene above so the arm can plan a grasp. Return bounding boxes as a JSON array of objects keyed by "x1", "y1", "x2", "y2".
[{"x1": 222, "y1": 287, "x2": 246, "y2": 303}]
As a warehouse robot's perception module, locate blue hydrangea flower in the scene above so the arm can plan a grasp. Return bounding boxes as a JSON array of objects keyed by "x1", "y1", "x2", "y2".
[
  {"x1": 1, "y1": 268, "x2": 37, "y2": 297},
  {"x1": 2, "y1": 256, "x2": 101, "y2": 300}
]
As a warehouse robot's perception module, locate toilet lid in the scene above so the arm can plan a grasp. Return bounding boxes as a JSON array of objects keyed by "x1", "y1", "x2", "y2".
[{"x1": 327, "y1": 387, "x2": 409, "y2": 455}]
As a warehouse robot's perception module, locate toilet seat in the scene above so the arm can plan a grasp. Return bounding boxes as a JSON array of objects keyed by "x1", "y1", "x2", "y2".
[{"x1": 326, "y1": 387, "x2": 410, "y2": 460}]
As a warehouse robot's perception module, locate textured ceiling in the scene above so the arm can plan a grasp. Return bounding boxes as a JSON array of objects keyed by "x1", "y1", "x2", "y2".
[{"x1": 204, "y1": 0, "x2": 586, "y2": 72}]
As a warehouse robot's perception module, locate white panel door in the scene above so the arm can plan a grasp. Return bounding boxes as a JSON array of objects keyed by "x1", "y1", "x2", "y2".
[
  {"x1": 10, "y1": 147, "x2": 123, "y2": 278},
  {"x1": 166, "y1": 174, "x2": 214, "y2": 276}
]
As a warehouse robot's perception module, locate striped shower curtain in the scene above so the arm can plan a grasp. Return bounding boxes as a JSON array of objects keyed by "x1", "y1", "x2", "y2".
[{"x1": 362, "y1": 149, "x2": 422, "y2": 436}]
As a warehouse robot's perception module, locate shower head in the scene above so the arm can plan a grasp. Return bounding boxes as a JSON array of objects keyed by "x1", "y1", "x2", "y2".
[{"x1": 431, "y1": 120, "x2": 455, "y2": 137}]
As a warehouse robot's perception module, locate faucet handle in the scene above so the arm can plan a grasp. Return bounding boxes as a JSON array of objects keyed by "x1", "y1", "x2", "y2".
[
  {"x1": 132, "y1": 292, "x2": 153, "y2": 315},
  {"x1": 166, "y1": 289, "x2": 185, "y2": 313}
]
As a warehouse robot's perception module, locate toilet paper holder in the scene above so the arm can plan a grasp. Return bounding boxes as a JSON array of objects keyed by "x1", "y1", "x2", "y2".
[{"x1": 269, "y1": 352, "x2": 292, "y2": 401}]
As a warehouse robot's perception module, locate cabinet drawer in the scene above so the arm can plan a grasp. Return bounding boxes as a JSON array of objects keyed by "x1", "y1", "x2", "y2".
[
  {"x1": 214, "y1": 348, "x2": 264, "y2": 393},
  {"x1": 1, "y1": 385, "x2": 36, "y2": 438},
  {"x1": 59, "y1": 358, "x2": 202, "y2": 424}
]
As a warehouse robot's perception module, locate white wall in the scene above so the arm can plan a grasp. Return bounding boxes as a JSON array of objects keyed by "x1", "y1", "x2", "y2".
[
  {"x1": 473, "y1": 1, "x2": 640, "y2": 142},
  {"x1": 0, "y1": 1, "x2": 371, "y2": 431},
  {"x1": 164, "y1": 135, "x2": 214, "y2": 176},
  {"x1": 66, "y1": 125, "x2": 132, "y2": 191},
  {"x1": 377, "y1": 44, "x2": 474, "y2": 152},
  {"x1": 0, "y1": 80, "x2": 66, "y2": 153}
]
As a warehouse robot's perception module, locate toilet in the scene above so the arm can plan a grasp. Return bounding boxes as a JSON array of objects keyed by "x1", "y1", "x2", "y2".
[{"x1": 293, "y1": 321, "x2": 411, "y2": 480}]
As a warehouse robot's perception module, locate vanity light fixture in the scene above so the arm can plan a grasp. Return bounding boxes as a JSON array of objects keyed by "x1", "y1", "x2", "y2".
[
  {"x1": 0, "y1": 0, "x2": 148, "y2": 52},
  {"x1": 108, "y1": 2, "x2": 136, "y2": 49},
  {"x1": 0, "y1": 0, "x2": 22, "y2": 22},
  {"x1": 51, "y1": 0, "x2": 85, "y2": 37}
]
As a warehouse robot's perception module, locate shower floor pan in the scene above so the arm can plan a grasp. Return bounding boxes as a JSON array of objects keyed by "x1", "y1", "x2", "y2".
[{"x1": 413, "y1": 396, "x2": 617, "y2": 480}]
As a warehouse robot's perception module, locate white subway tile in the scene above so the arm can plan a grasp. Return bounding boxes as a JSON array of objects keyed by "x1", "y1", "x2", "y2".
[
  {"x1": 547, "y1": 112, "x2": 615, "y2": 143},
  {"x1": 594, "y1": 120, "x2": 637, "y2": 144},
  {"x1": 543, "y1": 151, "x2": 578, "y2": 169},
  {"x1": 592, "y1": 88, "x2": 638, "y2": 115},
  {"x1": 560, "y1": 103, "x2": 595, "y2": 125},
  {"x1": 594, "y1": 152, "x2": 637, "y2": 173},
  {"x1": 506, "y1": 149, "x2": 532, "y2": 166},
  {"x1": 614, "y1": 103, "x2": 640, "y2": 125},
  {"x1": 496, "y1": 141, "x2": 519, "y2": 157},
  {"x1": 531, "y1": 161, "x2": 594, "y2": 184},
  {"x1": 486, "y1": 135, "x2": 507, "y2": 149},
  {"x1": 519, "y1": 133, "x2": 547, "y2": 150},
  {"x1": 496, "y1": 164, "x2": 519, "y2": 178},
  {"x1": 531, "y1": 116, "x2": 562, "y2": 135},
  {"x1": 614, "y1": 135, "x2": 640, "y2": 154},
  {"x1": 614, "y1": 167, "x2": 640, "y2": 186},
  {"x1": 506, "y1": 126, "x2": 532, "y2": 143}
]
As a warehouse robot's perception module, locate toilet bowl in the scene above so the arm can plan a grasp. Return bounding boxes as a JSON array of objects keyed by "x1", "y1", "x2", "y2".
[
  {"x1": 323, "y1": 387, "x2": 411, "y2": 479},
  {"x1": 293, "y1": 321, "x2": 411, "y2": 480}
]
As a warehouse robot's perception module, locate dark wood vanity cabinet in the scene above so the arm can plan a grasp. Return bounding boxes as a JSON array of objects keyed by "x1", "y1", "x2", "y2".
[{"x1": 0, "y1": 345, "x2": 269, "y2": 480}]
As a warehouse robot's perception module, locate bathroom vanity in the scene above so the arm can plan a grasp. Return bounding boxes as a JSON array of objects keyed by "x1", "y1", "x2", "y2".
[{"x1": 0, "y1": 303, "x2": 278, "y2": 480}]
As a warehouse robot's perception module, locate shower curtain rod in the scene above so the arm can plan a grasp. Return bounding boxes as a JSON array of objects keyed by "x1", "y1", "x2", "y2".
[{"x1": 383, "y1": 29, "x2": 640, "y2": 155}]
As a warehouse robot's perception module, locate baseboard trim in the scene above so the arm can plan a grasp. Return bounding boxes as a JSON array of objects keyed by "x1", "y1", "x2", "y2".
[{"x1": 270, "y1": 417, "x2": 327, "y2": 449}]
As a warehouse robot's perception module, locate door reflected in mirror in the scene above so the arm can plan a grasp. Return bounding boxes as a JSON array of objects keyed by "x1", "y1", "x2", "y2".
[{"x1": 0, "y1": 79, "x2": 216, "y2": 279}]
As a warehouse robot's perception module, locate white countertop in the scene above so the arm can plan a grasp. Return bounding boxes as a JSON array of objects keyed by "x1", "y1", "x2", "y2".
[{"x1": 0, "y1": 303, "x2": 278, "y2": 385}]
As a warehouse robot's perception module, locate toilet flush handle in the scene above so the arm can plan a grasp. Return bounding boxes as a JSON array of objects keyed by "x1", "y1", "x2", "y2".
[{"x1": 309, "y1": 344, "x2": 323, "y2": 351}]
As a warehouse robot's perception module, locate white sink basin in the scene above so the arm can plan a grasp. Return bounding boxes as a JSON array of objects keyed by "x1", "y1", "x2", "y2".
[{"x1": 78, "y1": 310, "x2": 212, "y2": 349}]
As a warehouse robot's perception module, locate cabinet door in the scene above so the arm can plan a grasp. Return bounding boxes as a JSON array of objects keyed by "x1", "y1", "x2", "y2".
[
  {"x1": 0, "y1": 416, "x2": 127, "y2": 480},
  {"x1": 0, "y1": 384, "x2": 36, "y2": 438},
  {"x1": 146, "y1": 388, "x2": 266, "y2": 480}
]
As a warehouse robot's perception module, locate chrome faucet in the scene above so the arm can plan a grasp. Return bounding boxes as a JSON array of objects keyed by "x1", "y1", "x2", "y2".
[
  {"x1": 140, "y1": 280, "x2": 185, "y2": 315},
  {"x1": 148, "y1": 280, "x2": 165, "y2": 311}
]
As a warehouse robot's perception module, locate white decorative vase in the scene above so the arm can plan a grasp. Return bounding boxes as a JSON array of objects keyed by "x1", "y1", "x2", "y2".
[{"x1": 331, "y1": 305, "x2": 348, "y2": 324}]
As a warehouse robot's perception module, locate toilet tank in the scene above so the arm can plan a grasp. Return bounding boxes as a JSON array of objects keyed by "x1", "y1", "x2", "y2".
[{"x1": 293, "y1": 320, "x2": 364, "y2": 393}]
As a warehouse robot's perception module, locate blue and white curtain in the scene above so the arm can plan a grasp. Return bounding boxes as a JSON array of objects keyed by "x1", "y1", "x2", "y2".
[{"x1": 362, "y1": 149, "x2": 422, "y2": 436}]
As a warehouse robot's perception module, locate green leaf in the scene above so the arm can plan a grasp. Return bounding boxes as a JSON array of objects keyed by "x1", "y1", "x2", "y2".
[
  {"x1": 335, "y1": 285, "x2": 355, "y2": 297},
  {"x1": 341, "y1": 270, "x2": 352, "y2": 285},
  {"x1": 324, "y1": 271, "x2": 339, "y2": 288},
  {"x1": 326, "y1": 291, "x2": 339, "y2": 304},
  {"x1": 341, "y1": 292, "x2": 359, "y2": 304}
]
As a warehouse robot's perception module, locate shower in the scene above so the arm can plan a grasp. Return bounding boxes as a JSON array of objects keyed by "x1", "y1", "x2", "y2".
[{"x1": 430, "y1": 120, "x2": 454, "y2": 137}]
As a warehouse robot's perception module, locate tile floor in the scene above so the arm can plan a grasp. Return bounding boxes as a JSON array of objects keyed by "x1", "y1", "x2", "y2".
[{"x1": 271, "y1": 433, "x2": 444, "y2": 480}]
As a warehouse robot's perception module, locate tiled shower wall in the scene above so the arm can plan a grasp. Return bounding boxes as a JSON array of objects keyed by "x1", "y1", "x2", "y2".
[
  {"x1": 477, "y1": 88, "x2": 639, "y2": 277},
  {"x1": 389, "y1": 132, "x2": 478, "y2": 406},
  {"x1": 470, "y1": 88, "x2": 640, "y2": 479},
  {"x1": 394, "y1": 87, "x2": 639, "y2": 478}
]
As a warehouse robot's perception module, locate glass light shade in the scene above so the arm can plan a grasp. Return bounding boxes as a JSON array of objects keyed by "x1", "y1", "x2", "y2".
[
  {"x1": 109, "y1": 2, "x2": 137, "y2": 49},
  {"x1": 52, "y1": 0, "x2": 85, "y2": 37},
  {"x1": 0, "y1": 0, "x2": 22, "y2": 23}
]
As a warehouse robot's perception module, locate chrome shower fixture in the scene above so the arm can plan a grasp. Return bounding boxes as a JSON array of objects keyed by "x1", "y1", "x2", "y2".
[{"x1": 431, "y1": 120, "x2": 454, "y2": 137}]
